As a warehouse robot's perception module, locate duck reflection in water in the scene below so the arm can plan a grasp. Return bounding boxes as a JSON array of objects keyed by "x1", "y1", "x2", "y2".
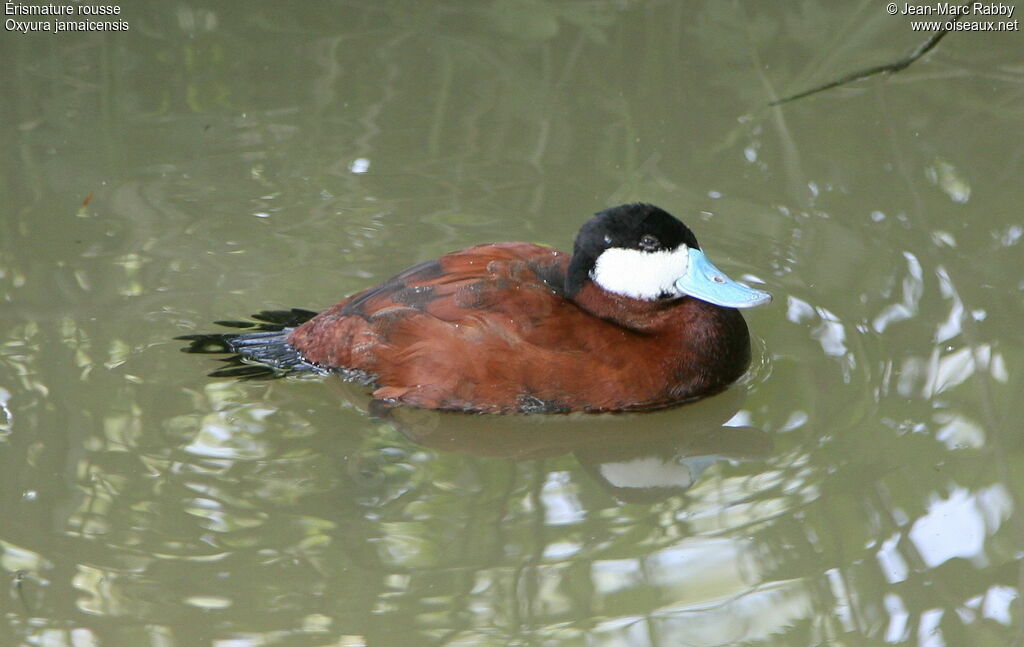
[{"x1": 328, "y1": 379, "x2": 772, "y2": 504}]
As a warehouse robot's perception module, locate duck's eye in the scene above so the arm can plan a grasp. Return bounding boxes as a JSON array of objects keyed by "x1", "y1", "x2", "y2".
[{"x1": 639, "y1": 234, "x2": 660, "y2": 251}]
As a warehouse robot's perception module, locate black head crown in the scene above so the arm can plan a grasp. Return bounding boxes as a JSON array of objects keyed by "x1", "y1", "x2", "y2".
[{"x1": 566, "y1": 203, "x2": 700, "y2": 296}]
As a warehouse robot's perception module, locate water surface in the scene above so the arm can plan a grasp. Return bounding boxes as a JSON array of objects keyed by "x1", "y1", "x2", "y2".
[{"x1": 2, "y1": 2, "x2": 1022, "y2": 646}]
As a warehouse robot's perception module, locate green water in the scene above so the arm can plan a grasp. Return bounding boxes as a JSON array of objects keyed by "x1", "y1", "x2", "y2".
[{"x1": 2, "y1": 2, "x2": 1022, "y2": 646}]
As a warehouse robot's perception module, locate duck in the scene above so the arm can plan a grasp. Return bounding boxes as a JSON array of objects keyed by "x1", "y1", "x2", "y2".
[{"x1": 178, "y1": 203, "x2": 771, "y2": 413}]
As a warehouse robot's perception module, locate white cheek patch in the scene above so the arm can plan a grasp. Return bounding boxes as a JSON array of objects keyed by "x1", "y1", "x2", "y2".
[{"x1": 591, "y1": 245, "x2": 690, "y2": 300}]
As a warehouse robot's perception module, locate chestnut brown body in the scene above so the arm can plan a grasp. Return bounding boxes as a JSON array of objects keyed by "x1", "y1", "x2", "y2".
[
  {"x1": 180, "y1": 204, "x2": 768, "y2": 413},
  {"x1": 286, "y1": 243, "x2": 751, "y2": 413}
]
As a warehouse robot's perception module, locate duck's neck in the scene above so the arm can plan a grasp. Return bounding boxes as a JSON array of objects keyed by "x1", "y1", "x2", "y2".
[
  {"x1": 572, "y1": 280, "x2": 753, "y2": 390},
  {"x1": 571, "y1": 281, "x2": 681, "y2": 332}
]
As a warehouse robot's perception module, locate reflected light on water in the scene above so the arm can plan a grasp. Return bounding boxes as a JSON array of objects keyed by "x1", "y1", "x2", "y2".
[
  {"x1": 909, "y1": 485, "x2": 1012, "y2": 569},
  {"x1": 349, "y1": 158, "x2": 371, "y2": 174}
]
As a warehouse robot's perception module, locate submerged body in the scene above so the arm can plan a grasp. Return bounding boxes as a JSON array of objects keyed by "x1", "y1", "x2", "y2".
[{"x1": 181, "y1": 204, "x2": 770, "y2": 413}]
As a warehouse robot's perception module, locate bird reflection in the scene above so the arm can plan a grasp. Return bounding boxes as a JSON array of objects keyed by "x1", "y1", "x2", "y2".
[{"x1": 328, "y1": 379, "x2": 771, "y2": 503}]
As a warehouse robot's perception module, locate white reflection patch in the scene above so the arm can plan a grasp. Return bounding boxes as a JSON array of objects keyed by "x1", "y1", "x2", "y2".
[
  {"x1": 907, "y1": 485, "x2": 1009, "y2": 568},
  {"x1": 598, "y1": 456, "x2": 714, "y2": 490}
]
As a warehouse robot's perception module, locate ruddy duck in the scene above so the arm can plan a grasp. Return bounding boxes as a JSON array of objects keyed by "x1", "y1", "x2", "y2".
[{"x1": 179, "y1": 203, "x2": 770, "y2": 413}]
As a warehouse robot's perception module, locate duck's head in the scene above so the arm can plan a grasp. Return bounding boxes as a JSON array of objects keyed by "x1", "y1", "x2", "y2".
[{"x1": 566, "y1": 203, "x2": 771, "y2": 308}]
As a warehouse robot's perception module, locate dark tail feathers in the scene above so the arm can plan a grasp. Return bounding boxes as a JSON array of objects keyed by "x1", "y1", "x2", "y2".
[{"x1": 176, "y1": 309, "x2": 325, "y2": 380}]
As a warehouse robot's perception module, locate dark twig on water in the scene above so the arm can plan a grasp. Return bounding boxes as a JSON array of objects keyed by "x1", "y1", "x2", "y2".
[
  {"x1": 13, "y1": 570, "x2": 33, "y2": 615},
  {"x1": 769, "y1": 13, "x2": 963, "y2": 106}
]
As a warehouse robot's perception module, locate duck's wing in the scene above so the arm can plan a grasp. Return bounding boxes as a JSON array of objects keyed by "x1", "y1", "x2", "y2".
[{"x1": 288, "y1": 242, "x2": 574, "y2": 363}]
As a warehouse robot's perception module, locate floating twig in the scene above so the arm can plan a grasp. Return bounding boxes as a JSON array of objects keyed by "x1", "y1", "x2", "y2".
[{"x1": 770, "y1": 13, "x2": 963, "y2": 106}]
